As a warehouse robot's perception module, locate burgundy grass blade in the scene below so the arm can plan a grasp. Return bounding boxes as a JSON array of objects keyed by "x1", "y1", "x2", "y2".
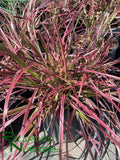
[{"x1": 59, "y1": 93, "x2": 65, "y2": 160}]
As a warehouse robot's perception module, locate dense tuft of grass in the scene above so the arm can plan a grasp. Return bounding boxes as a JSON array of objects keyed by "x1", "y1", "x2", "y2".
[{"x1": 0, "y1": 0, "x2": 120, "y2": 159}]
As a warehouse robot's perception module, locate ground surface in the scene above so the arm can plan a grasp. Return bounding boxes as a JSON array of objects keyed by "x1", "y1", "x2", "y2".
[{"x1": 2, "y1": 130, "x2": 120, "y2": 160}]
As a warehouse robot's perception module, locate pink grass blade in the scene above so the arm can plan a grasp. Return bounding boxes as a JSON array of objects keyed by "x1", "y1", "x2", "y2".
[
  {"x1": 84, "y1": 69, "x2": 120, "y2": 81},
  {"x1": 0, "y1": 28, "x2": 15, "y2": 53},
  {"x1": 52, "y1": 19, "x2": 67, "y2": 79},
  {"x1": 78, "y1": 73, "x2": 86, "y2": 97},
  {"x1": 59, "y1": 93, "x2": 65, "y2": 160},
  {"x1": 70, "y1": 95, "x2": 120, "y2": 146},
  {"x1": 20, "y1": 88, "x2": 38, "y2": 138}
]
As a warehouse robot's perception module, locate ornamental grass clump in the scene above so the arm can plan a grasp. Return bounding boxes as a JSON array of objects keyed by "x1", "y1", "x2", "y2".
[{"x1": 0, "y1": 0, "x2": 120, "y2": 159}]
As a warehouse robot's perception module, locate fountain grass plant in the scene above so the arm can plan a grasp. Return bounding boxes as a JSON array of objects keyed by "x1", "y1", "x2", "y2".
[{"x1": 0, "y1": 0, "x2": 120, "y2": 159}]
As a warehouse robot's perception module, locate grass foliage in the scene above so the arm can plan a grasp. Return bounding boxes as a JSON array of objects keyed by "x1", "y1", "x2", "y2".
[{"x1": 0, "y1": 0, "x2": 120, "y2": 159}]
